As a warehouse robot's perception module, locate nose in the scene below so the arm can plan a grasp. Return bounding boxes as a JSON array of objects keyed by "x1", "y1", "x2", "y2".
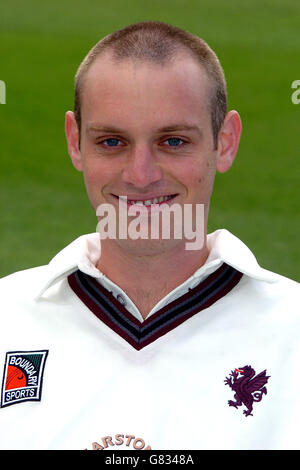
[{"x1": 121, "y1": 144, "x2": 163, "y2": 188}]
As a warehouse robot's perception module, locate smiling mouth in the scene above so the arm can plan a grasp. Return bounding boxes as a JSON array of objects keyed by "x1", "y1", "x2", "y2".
[{"x1": 113, "y1": 194, "x2": 178, "y2": 206}]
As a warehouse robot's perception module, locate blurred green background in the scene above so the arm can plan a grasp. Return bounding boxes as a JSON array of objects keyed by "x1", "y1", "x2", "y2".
[{"x1": 0, "y1": 0, "x2": 299, "y2": 280}]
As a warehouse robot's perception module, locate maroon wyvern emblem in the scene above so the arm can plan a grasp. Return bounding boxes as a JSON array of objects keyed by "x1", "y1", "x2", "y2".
[{"x1": 224, "y1": 365, "x2": 270, "y2": 417}]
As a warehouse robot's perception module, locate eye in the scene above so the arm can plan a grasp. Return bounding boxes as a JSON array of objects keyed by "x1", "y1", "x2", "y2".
[
  {"x1": 101, "y1": 138, "x2": 122, "y2": 147},
  {"x1": 163, "y1": 137, "x2": 185, "y2": 147}
]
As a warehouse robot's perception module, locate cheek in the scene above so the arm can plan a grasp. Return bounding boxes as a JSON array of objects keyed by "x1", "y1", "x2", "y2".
[
  {"x1": 81, "y1": 155, "x2": 123, "y2": 208},
  {"x1": 82, "y1": 155, "x2": 112, "y2": 187},
  {"x1": 82, "y1": 164, "x2": 100, "y2": 193},
  {"x1": 185, "y1": 159, "x2": 216, "y2": 198},
  {"x1": 82, "y1": 172, "x2": 100, "y2": 211},
  {"x1": 81, "y1": 161, "x2": 107, "y2": 209}
]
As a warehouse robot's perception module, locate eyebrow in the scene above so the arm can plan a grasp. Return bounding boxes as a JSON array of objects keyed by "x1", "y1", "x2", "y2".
[
  {"x1": 156, "y1": 125, "x2": 203, "y2": 136},
  {"x1": 87, "y1": 123, "x2": 203, "y2": 136},
  {"x1": 87, "y1": 125, "x2": 124, "y2": 134}
]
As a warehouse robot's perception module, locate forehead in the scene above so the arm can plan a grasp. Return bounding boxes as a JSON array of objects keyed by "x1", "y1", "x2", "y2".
[{"x1": 81, "y1": 51, "x2": 212, "y2": 130}]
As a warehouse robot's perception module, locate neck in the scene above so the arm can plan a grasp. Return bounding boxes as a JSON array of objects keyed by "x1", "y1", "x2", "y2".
[{"x1": 97, "y1": 238, "x2": 209, "y2": 320}]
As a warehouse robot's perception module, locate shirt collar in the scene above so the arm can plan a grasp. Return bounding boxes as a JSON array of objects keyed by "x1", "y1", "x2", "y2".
[{"x1": 35, "y1": 229, "x2": 280, "y2": 301}]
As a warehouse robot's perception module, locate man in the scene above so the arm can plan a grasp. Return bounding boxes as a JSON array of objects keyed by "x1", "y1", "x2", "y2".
[{"x1": 0, "y1": 21, "x2": 299, "y2": 450}]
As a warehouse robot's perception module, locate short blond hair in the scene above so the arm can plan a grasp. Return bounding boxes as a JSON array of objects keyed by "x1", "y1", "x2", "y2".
[{"x1": 74, "y1": 21, "x2": 227, "y2": 148}]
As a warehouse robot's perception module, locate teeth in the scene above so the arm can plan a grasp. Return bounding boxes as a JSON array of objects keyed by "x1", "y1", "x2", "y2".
[{"x1": 127, "y1": 195, "x2": 173, "y2": 206}]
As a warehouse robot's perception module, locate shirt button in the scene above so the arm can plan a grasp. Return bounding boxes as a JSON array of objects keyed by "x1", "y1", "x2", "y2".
[{"x1": 116, "y1": 294, "x2": 127, "y2": 307}]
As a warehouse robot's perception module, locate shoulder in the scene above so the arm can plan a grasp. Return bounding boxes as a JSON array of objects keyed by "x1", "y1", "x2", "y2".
[
  {"x1": 209, "y1": 229, "x2": 300, "y2": 303},
  {"x1": 0, "y1": 265, "x2": 48, "y2": 283},
  {"x1": 0, "y1": 265, "x2": 49, "y2": 300},
  {"x1": 248, "y1": 269, "x2": 299, "y2": 298},
  {"x1": 236, "y1": 269, "x2": 300, "y2": 324},
  {"x1": 0, "y1": 233, "x2": 99, "y2": 300}
]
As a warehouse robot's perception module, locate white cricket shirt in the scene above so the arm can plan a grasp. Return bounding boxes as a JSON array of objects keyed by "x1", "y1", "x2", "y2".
[{"x1": 0, "y1": 229, "x2": 299, "y2": 450}]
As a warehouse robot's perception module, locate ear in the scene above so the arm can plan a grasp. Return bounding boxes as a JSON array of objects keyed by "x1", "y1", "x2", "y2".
[
  {"x1": 65, "y1": 111, "x2": 83, "y2": 171},
  {"x1": 216, "y1": 110, "x2": 242, "y2": 173}
]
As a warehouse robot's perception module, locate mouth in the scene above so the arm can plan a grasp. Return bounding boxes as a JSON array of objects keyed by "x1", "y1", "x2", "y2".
[{"x1": 112, "y1": 194, "x2": 178, "y2": 207}]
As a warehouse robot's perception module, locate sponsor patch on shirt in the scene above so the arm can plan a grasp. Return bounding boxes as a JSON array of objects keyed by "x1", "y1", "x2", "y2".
[
  {"x1": 90, "y1": 433, "x2": 152, "y2": 450},
  {"x1": 1, "y1": 350, "x2": 48, "y2": 408}
]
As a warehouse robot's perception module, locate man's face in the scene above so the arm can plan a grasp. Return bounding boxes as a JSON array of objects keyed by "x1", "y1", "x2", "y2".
[{"x1": 66, "y1": 51, "x2": 237, "y2": 254}]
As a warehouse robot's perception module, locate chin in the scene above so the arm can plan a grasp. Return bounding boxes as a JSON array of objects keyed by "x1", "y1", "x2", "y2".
[{"x1": 113, "y1": 237, "x2": 186, "y2": 257}]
